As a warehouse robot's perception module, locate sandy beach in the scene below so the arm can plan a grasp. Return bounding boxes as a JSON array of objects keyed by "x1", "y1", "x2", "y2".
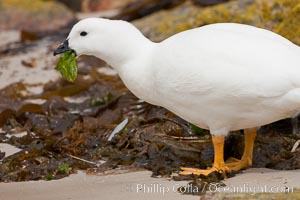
[{"x1": 1, "y1": 166, "x2": 300, "y2": 200}]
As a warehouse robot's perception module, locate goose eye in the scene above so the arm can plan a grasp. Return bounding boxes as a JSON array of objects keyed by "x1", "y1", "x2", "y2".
[{"x1": 80, "y1": 31, "x2": 88, "y2": 36}]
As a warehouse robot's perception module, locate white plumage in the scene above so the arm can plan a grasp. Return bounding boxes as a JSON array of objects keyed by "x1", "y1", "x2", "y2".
[
  {"x1": 56, "y1": 18, "x2": 300, "y2": 175},
  {"x1": 148, "y1": 23, "x2": 300, "y2": 136}
]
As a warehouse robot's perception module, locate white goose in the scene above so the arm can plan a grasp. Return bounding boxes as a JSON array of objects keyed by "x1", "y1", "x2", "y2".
[{"x1": 54, "y1": 18, "x2": 300, "y2": 175}]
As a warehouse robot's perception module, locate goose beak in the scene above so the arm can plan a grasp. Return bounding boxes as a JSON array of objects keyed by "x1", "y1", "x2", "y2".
[{"x1": 53, "y1": 40, "x2": 70, "y2": 56}]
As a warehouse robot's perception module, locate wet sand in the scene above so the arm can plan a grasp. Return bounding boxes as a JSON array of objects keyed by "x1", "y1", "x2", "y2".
[
  {"x1": 0, "y1": 171, "x2": 197, "y2": 200},
  {"x1": 0, "y1": 168, "x2": 300, "y2": 200}
]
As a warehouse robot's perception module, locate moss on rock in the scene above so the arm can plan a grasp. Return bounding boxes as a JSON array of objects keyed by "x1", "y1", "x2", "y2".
[
  {"x1": 275, "y1": 3, "x2": 300, "y2": 45},
  {"x1": 0, "y1": 0, "x2": 75, "y2": 31},
  {"x1": 134, "y1": 0, "x2": 300, "y2": 42}
]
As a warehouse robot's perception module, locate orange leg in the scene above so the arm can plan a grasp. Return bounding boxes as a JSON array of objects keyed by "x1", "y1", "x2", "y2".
[
  {"x1": 180, "y1": 135, "x2": 229, "y2": 176},
  {"x1": 180, "y1": 128, "x2": 257, "y2": 176},
  {"x1": 226, "y1": 128, "x2": 256, "y2": 171}
]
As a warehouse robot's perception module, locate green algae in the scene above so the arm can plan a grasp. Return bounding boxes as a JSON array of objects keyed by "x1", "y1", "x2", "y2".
[{"x1": 55, "y1": 51, "x2": 78, "y2": 83}]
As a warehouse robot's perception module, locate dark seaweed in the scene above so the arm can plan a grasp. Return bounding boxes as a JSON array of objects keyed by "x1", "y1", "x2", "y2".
[{"x1": 0, "y1": 64, "x2": 299, "y2": 196}]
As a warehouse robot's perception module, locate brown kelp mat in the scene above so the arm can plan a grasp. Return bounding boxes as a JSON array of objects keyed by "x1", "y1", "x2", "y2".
[{"x1": 0, "y1": 62, "x2": 300, "y2": 195}]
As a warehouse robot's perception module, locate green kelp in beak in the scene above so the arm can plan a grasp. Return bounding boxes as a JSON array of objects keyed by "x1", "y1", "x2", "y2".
[{"x1": 55, "y1": 51, "x2": 78, "y2": 82}]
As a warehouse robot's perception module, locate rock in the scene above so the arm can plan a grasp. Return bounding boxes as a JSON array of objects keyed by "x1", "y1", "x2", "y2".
[
  {"x1": 0, "y1": 0, "x2": 75, "y2": 32},
  {"x1": 0, "y1": 30, "x2": 19, "y2": 47},
  {"x1": 113, "y1": 0, "x2": 184, "y2": 21},
  {"x1": 114, "y1": 0, "x2": 230, "y2": 22},
  {"x1": 66, "y1": 0, "x2": 228, "y2": 21},
  {"x1": 275, "y1": 3, "x2": 300, "y2": 45},
  {"x1": 191, "y1": 0, "x2": 230, "y2": 6},
  {"x1": 133, "y1": 0, "x2": 300, "y2": 42},
  {"x1": 57, "y1": 0, "x2": 136, "y2": 12},
  {"x1": 55, "y1": 0, "x2": 83, "y2": 12}
]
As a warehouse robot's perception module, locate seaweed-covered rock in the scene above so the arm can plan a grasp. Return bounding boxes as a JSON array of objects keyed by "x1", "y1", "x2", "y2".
[
  {"x1": 133, "y1": 0, "x2": 300, "y2": 42},
  {"x1": 0, "y1": 0, "x2": 75, "y2": 32}
]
